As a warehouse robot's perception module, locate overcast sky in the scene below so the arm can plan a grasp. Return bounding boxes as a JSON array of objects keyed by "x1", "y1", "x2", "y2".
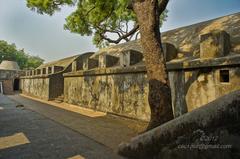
[{"x1": 0, "y1": 0, "x2": 240, "y2": 62}]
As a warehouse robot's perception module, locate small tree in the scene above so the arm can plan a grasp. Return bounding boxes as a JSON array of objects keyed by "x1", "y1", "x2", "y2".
[{"x1": 26, "y1": 0, "x2": 173, "y2": 130}]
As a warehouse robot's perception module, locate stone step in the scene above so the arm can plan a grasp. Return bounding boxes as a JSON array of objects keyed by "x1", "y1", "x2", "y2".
[
  {"x1": 54, "y1": 95, "x2": 64, "y2": 103},
  {"x1": 54, "y1": 99, "x2": 63, "y2": 103}
]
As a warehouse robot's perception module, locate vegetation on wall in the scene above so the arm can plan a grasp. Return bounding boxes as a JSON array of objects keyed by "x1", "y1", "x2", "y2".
[{"x1": 0, "y1": 40, "x2": 44, "y2": 69}]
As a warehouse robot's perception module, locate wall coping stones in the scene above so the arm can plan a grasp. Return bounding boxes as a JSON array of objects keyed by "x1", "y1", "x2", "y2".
[
  {"x1": 63, "y1": 65, "x2": 147, "y2": 77},
  {"x1": 20, "y1": 74, "x2": 50, "y2": 79},
  {"x1": 166, "y1": 53, "x2": 240, "y2": 71}
]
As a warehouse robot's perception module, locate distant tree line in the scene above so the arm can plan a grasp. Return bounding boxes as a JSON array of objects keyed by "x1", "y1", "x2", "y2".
[{"x1": 0, "y1": 40, "x2": 44, "y2": 69}]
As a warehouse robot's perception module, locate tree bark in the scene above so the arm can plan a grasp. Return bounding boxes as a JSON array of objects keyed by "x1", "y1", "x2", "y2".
[{"x1": 133, "y1": 0, "x2": 173, "y2": 130}]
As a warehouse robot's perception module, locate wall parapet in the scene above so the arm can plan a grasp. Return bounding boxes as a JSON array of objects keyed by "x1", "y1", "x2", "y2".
[
  {"x1": 167, "y1": 54, "x2": 240, "y2": 71},
  {"x1": 63, "y1": 65, "x2": 147, "y2": 77},
  {"x1": 63, "y1": 54, "x2": 240, "y2": 77},
  {"x1": 20, "y1": 74, "x2": 50, "y2": 79}
]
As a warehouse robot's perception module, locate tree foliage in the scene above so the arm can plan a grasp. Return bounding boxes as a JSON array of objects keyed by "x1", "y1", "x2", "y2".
[
  {"x1": 27, "y1": 0, "x2": 167, "y2": 47},
  {"x1": 0, "y1": 40, "x2": 44, "y2": 69}
]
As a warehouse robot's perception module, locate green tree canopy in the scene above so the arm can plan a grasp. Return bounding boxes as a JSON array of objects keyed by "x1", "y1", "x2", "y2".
[
  {"x1": 0, "y1": 40, "x2": 44, "y2": 69},
  {"x1": 27, "y1": 0, "x2": 167, "y2": 47}
]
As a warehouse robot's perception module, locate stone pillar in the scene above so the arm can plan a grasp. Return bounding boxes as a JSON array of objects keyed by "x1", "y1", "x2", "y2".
[
  {"x1": 83, "y1": 60, "x2": 87, "y2": 70},
  {"x1": 120, "y1": 51, "x2": 130, "y2": 67},
  {"x1": 51, "y1": 66, "x2": 55, "y2": 74},
  {"x1": 119, "y1": 50, "x2": 143, "y2": 67},
  {"x1": 200, "y1": 30, "x2": 230, "y2": 59},
  {"x1": 36, "y1": 69, "x2": 41, "y2": 75},
  {"x1": 26, "y1": 70, "x2": 30, "y2": 76},
  {"x1": 72, "y1": 61, "x2": 77, "y2": 72},
  {"x1": 47, "y1": 67, "x2": 52, "y2": 74},
  {"x1": 162, "y1": 43, "x2": 177, "y2": 62}
]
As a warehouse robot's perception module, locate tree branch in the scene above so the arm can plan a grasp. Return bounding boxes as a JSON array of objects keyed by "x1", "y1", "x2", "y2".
[
  {"x1": 99, "y1": 24, "x2": 139, "y2": 44},
  {"x1": 85, "y1": 6, "x2": 96, "y2": 16},
  {"x1": 158, "y1": 0, "x2": 169, "y2": 14}
]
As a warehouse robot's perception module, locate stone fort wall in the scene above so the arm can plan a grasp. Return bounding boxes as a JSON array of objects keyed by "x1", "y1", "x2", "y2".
[
  {"x1": 20, "y1": 12, "x2": 240, "y2": 121},
  {"x1": 64, "y1": 67, "x2": 150, "y2": 121}
]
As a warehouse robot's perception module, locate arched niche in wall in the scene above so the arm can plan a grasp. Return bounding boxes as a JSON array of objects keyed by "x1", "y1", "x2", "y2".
[{"x1": 13, "y1": 78, "x2": 20, "y2": 91}]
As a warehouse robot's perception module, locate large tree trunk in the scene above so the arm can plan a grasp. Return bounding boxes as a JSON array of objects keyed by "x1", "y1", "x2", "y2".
[{"x1": 133, "y1": 0, "x2": 173, "y2": 130}]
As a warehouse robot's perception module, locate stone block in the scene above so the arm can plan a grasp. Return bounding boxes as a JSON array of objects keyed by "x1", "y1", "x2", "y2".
[
  {"x1": 53, "y1": 66, "x2": 64, "y2": 73},
  {"x1": 200, "y1": 30, "x2": 230, "y2": 59},
  {"x1": 162, "y1": 43, "x2": 177, "y2": 62}
]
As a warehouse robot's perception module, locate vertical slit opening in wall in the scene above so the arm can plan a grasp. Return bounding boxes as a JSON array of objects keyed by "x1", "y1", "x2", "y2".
[{"x1": 220, "y1": 70, "x2": 229, "y2": 83}]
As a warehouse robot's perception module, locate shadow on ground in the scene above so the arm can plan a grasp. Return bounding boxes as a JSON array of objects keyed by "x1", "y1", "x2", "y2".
[{"x1": 0, "y1": 95, "x2": 126, "y2": 159}]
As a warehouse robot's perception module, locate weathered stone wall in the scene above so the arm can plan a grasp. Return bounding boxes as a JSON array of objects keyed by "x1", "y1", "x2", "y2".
[
  {"x1": 170, "y1": 67, "x2": 240, "y2": 117},
  {"x1": 20, "y1": 12, "x2": 240, "y2": 121},
  {"x1": 168, "y1": 54, "x2": 240, "y2": 117},
  {"x1": 0, "y1": 70, "x2": 18, "y2": 80},
  {"x1": 20, "y1": 77, "x2": 50, "y2": 100},
  {"x1": 0, "y1": 70, "x2": 21, "y2": 95},
  {"x1": 20, "y1": 74, "x2": 64, "y2": 100},
  {"x1": 20, "y1": 53, "x2": 95, "y2": 100},
  {"x1": 63, "y1": 54, "x2": 240, "y2": 121},
  {"x1": 64, "y1": 68, "x2": 150, "y2": 121},
  {"x1": 185, "y1": 67, "x2": 240, "y2": 112}
]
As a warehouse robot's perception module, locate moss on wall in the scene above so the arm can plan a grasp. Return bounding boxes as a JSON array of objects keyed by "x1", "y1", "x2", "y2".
[
  {"x1": 64, "y1": 72, "x2": 150, "y2": 121},
  {"x1": 20, "y1": 78, "x2": 50, "y2": 100}
]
